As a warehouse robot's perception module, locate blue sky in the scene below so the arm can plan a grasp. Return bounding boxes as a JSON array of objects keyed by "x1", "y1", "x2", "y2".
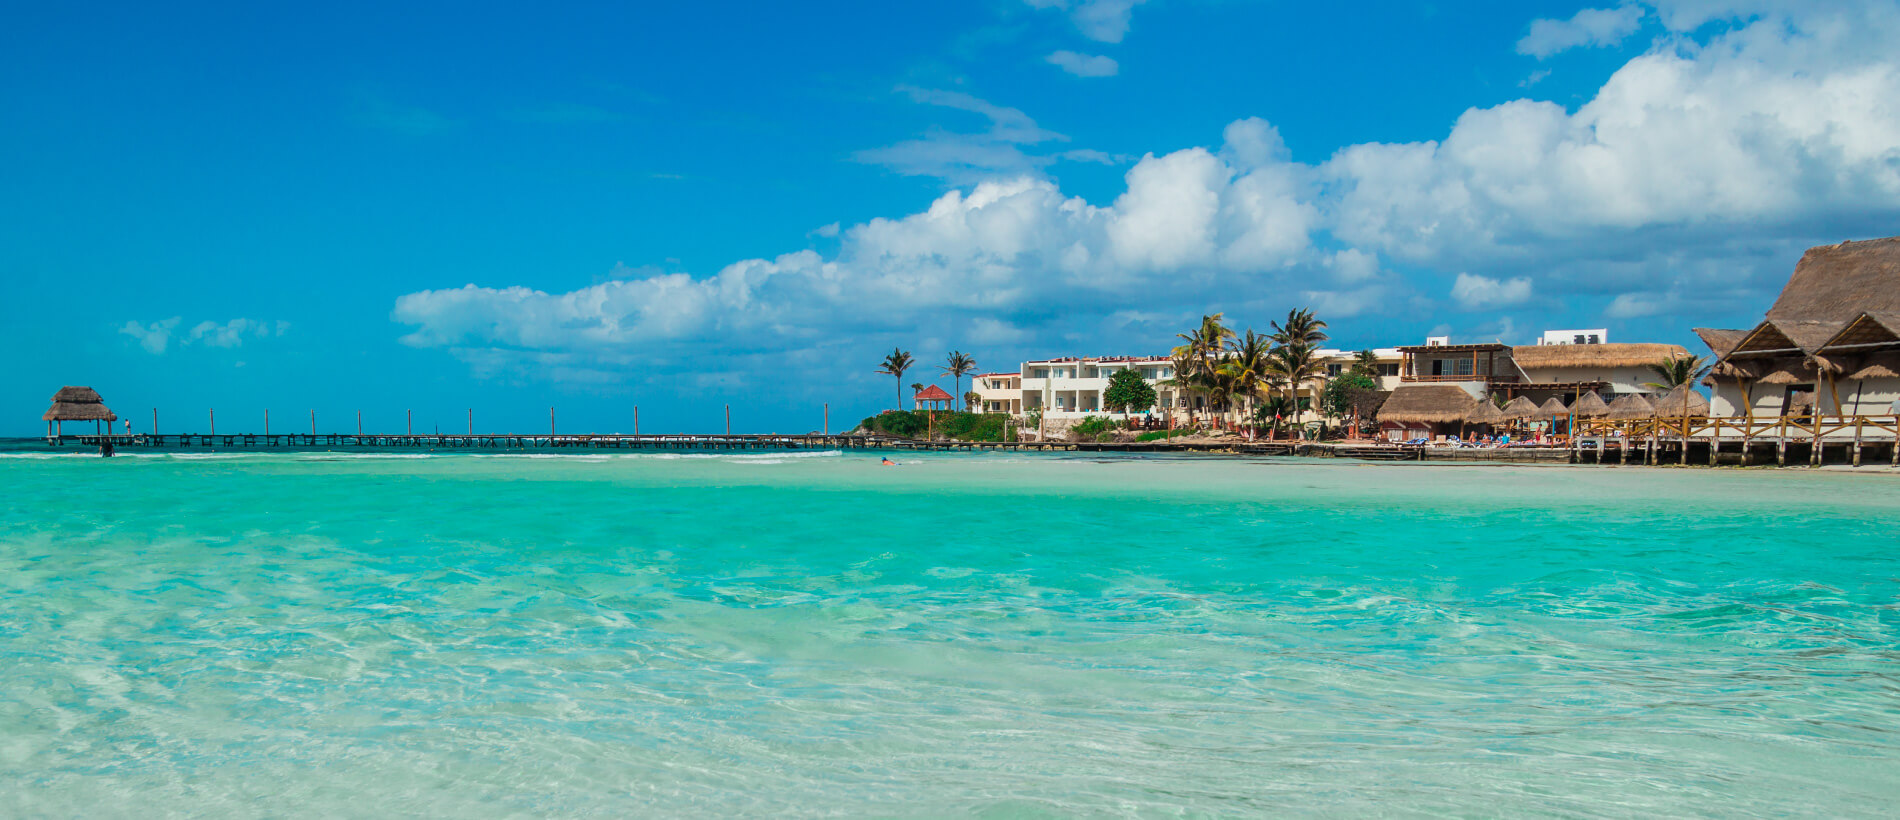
[{"x1": 6, "y1": 0, "x2": 1899, "y2": 435}]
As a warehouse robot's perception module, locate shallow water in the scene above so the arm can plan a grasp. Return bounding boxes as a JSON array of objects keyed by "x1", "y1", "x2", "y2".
[{"x1": 2, "y1": 449, "x2": 1898, "y2": 816}]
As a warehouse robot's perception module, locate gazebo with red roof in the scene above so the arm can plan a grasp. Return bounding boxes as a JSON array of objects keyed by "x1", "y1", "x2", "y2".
[{"x1": 912, "y1": 384, "x2": 955, "y2": 411}]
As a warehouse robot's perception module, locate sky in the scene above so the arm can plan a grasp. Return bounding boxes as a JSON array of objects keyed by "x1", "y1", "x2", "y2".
[{"x1": 5, "y1": 0, "x2": 1899, "y2": 435}]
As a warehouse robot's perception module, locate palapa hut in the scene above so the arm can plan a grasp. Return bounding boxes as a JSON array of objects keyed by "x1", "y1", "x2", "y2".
[
  {"x1": 1536, "y1": 397, "x2": 1570, "y2": 419},
  {"x1": 1376, "y1": 384, "x2": 1479, "y2": 442},
  {"x1": 1650, "y1": 384, "x2": 1710, "y2": 417},
  {"x1": 1699, "y1": 236, "x2": 1900, "y2": 417},
  {"x1": 1500, "y1": 396, "x2": 1541, "y2": 421},
  {"x1": 1573, "y1": 390, "x2": 1612, "y2": 418},
  {"x1": 1508, "y1": 342, "x2": 1691, "y2": 400},
  {"x1": 1603, "y1": 393, "x2": 1656, "y2": 420},
  {"x1": 43, "y1": 386, "x2": 117, "y2": 437}
]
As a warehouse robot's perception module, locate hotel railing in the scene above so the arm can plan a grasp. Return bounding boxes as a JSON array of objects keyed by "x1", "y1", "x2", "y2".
[{"x1": 1573, "y1": 414, "x2": 1900, "y2": 442}]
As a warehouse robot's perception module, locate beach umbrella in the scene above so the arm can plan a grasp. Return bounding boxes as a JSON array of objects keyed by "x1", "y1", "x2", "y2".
[
  {"x1": 1500, "y1": 396, "x2": 1540, "y2": 421},
  {"x1": 1536, "y1": 397, "x2": 1569, "y2": 419},
  {"x1": 1604, "y1": 393, "x2": 1657, "y2": 420},
  {"x1": 1465, "y1": 398, "x2": 1506, "y2": 425},
  {"x1": 1650, "y1": 384, "x2": 1709, "y2": 417},
  {"x1": 1573, "y1": 391, "x2": 1611, "y2": 418}
]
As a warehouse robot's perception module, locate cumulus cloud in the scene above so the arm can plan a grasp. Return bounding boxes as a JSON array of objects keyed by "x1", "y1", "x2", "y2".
[
  {"x1": 1451, "y1": 273, "x2": 1534, "y2": 309},
  {"x1": 119, "y1": 317, "x2": 181, "y2": 354},
  {"x1": 120, "y1": 317, "x2": 285, "y2": 353},
  {"x1": 1026, "y1": 0, "x2": 1148, "y2": 43},
  {"x1": 1046, "y1": 50, "x2": 1119, "y2": 77},
  {"x1": 1517, "y1": 5, "x2": 1646, "y2": 58},
  {"x1": 396, "y1": 1, "x2": 1900, "y2": 381}
]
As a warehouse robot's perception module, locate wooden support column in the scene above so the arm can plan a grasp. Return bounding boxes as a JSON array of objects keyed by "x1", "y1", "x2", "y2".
[
  {"x1": 1853, "y1": 417, "x2": 1864, "y2": 467},
  {"x1": 1811, "y1": 415, "x2": 1824, "y2": 466}
]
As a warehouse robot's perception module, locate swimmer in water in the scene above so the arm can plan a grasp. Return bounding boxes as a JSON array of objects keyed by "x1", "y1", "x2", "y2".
[{"x1": 880, "y1": 457, "x2": 897, "y2": 466}]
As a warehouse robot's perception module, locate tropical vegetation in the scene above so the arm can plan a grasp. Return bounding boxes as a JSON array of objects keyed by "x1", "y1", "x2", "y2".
[
  {"x1": 1165, "y1": 308, "x2": 1332, "y2": 438},
  {"x1": 1643, "y1": 353, "x2": 1711, "y2": 391},
  {"x1": 876, "y1": 348, "x2": 914, "y2": 410},
  {"x1": 941, "y1": 351, "x2": 977, "y2": 410}
]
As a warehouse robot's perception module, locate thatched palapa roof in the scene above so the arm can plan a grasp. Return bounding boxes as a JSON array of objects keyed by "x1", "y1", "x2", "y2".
[
  {"x1": 1466, "y1": 399, "x2": 1506, "y2": 425},
  {"x1": 1376, "y1": 384, "x2": 1479, "y2": 424},
  {"x1": 1573, "y1": 391, "x2": 1611, "y2": 418},
  {"x1": 1766, "y1": 236, "x2": 1900, "y2": 324},
  {"x1": 1694, "y1": 328, "x2": 1750, "y2": 359},
  {"x1": 43, "y1": 385, "x2": 116, "y2": 422},
  {"x1": 1500, "y1": 396, "x2": 1541, "y2": 420},
  {"x1": 1511, "y1": 343, "x2": 1691, "y2": 370},
  {"x1": 1754, "y1": 360, "x2": 1815, "y2": 385},
  {"x1": 1847, "y1": 353, "x2": 1900, "y2": 380},
  {"x1": 1536, "y1": 397, "x2": 1569, "y2": 419},
  {"x1": 1650, "y1": 384, "x2": 1711, "y2": 417},
  {"x1": 1604, "y1": 393, "x2": 1657, "y2": 420}
]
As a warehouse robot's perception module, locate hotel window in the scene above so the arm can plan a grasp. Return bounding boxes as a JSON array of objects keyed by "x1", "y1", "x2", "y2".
[
  {"x1": 1451, "y1": 359, "x2": 1474, "y2": 376},
  {"x1": 1378, "y1": 364, "x2": 1399, "y2": 377},
  {"x1": 1326, "y1": 364, "x2": 1343, "y2": 376}
]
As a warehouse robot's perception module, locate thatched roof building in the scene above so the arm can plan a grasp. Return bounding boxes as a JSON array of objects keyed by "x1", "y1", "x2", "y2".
[
  {"x1": 1536, "y1": 397, "x2": 1569, "y2": 419},
  {"x1": 1466, "y1": 399, "x2": 1505, "y2": 425},
  {"x1": 1376, "y1": 384, "x2": 1479, "y2": 424},
  {"x1": 1701, "y1": 236, "x2": 1900, "y2": 417},
  {"x1": 1510, "y1": 343, "x2": 1691, "y2": 370},
  {"x1": 1500, "y1": 396, "x2": 1541, "y2": 420},
  {"x1": 43, "y1": 386, "x2": 117, "y2": 436},
  {"x1": 1604, "y1": 393, "x2": 1656, "y2": 420},
  {"x1": 1573, "y1": 391, "x2": 1611, "y2": 418},
  {"x1": 1650, "y1": 384, "x2": 1711, "y2": 417}
]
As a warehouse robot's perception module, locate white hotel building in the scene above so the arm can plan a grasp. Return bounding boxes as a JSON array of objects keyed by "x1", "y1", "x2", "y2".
[{"x1": 980, "y1": 348, "x2": 1406, "y2": 425}]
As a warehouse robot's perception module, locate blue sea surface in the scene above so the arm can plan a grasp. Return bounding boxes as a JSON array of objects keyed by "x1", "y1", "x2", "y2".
[{"x1": 2, "y1": 447, "x2": 1897, "y2": 816}]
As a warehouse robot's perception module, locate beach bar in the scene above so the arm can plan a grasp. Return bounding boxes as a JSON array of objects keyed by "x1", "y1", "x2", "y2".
[{"x1": 42, "y1": 386, "x2": 117, "y2": 438}]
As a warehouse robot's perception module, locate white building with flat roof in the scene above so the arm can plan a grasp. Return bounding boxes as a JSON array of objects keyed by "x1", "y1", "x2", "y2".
[
  {"x1": 971, "y1": 372, "x2": 1023, "y2": 414},
  {"x1": 1021, "y1": 356, "x2": 1180, "y2": 420}
]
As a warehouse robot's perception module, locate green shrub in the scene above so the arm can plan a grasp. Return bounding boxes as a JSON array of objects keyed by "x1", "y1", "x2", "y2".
[
  {"x1": 858, "y1": 411, "x2": 1009, "y2": 441},
  {"x1": 1069, "y1": 415, "x2": 1114, "y2": 437},
  {"x1": 1134, "y1": 428, "x2": 1201, "y2": 442}
]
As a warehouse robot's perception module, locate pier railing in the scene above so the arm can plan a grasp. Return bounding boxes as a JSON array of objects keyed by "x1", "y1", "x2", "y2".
[{"x1": 1574, "y1": 414, "x2": 1900, "y2": 442}]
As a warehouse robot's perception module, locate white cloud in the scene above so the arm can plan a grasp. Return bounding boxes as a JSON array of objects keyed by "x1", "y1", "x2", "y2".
[
  {"x1": 1451, "y1": 273, "x2": 1533, "y2": 309},
  {"x1": 855, "y1": 86, "x2": 1073, "y2": 182},
  {"x1": 396, "y1": 1, "x2": 1900, "y2": 381},
  {"x1": 1045, "y1": 50, "x2": 1119, "y2": 77},
  {"x1": 1328, "y1": 1, "x2": 1900, "y2": 268},
  {"x1": 121, "y1": 317, "x2": 284, "y2": 353},
  {"x1": 119, "y1": 317, "x2": 181, "y2": 354},
  {"x1": 1517, "y1": 5, "x2": 1646, "y2": 58},
  {"x1": 1026, "y1": 0, "x2": 1148, "y2": 43}
]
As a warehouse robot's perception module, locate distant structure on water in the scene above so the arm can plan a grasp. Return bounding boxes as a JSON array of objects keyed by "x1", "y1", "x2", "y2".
[{"x1": 42, "y1": 386, "x2": 116, "y2": 438}]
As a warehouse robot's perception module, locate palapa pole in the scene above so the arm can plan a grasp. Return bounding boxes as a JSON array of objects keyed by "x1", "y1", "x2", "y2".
[
  {"x1": 152, "y1": 408, "x2": 157, "y2": 436},
  {"x1": 823, "y1": 403, "x2": 829, "y2": 436},
  {"x1": 468, "y1": 409, "x2": 472, "y2": 435},
  {"x1": 265, "y1": 409, "x2": 270, "y2": 436},
  {"x1": 210, "y1": 409, "x2": 215, "y2": 436},
  {"x1": 634, "y1": 406, "x2": 639, "y2": 436},
  {"x1": 726, "y1": 405, "x2": 731, "y2": 436},
  {"x1": 311, "y1": 409, "x2": 315, "y2": 435},
  {"x1": 358, "y1": 411, "x2": 362, "y2": 436},
  {"x1": 550, "y1": 407, "x2": 555, "y2": 436},
  {"x1": 408, "y1": 410, "x2": 412, "y2": 435}
]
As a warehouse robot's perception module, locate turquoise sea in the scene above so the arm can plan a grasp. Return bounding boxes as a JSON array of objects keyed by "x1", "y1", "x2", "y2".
[{"x1": 2, "y1": 446, "x2": 1897, "y2": 816}]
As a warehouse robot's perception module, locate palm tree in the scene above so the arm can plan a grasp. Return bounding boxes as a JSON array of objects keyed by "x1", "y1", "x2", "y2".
[
  {"x1": 1270, "y1": 308, "x2": 1330, "y2": 431},
  {"x1": 1172, "y1": 313, "x2": 1233, "y2": 384},
  {"x1": 1266, "y1": 339, "x2": 1325, "y2": 439},
  {"x1": 1218, "y1": 329, "x2": 1274, "y2": 432},
  {"x1": 877, "y1": 348, "x2": 914, "y2": 410},
  {"x1": 1642, "y1": 354, "x2": 1710, "y2": 391},
  {"x1": 964, "y1": 390, "x2": 981, "y2": 412},
  {"x1": 941, "y1": 351, "x2": 977, "y2": 410}
]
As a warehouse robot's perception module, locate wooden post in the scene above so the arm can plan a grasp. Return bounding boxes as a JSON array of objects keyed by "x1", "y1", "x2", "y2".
[
  {"x1": 823, "y1": 403, "x2": 829, "y2": 436},
  {"x1": 311, "y1": 409, "x2": 315, "y2": 435},
  {"x1": 152, "y1": 408, "x2": 158, "y2": 437},
  {"x1": 1853, "y1": 417, "x2": 1863, "y2": 467},
  {"x1": 1812, "y1": 414, "x2": 1824, "y2": 466},
  {"x1": 550, "y1": 407, "x2": 555, "y2": 437},
  {"x1": 1776, "y1": 416, "x2": 1787, "y2": 466},
  {"x1": 725, "y1": 404, "x2": 731, "y2": 436},
  {"x1": 634, "y1": 406, "x2": 640, "y2": 436},
  {"x1": 210, "y1": 409, "x2": 215, "y2": 436},
  {"x1": 265, "y1": 409, "x2": 270, "y2": 436},
  {"x1": 357, "y1": 411, "x2": 362, "y2": 436}
]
